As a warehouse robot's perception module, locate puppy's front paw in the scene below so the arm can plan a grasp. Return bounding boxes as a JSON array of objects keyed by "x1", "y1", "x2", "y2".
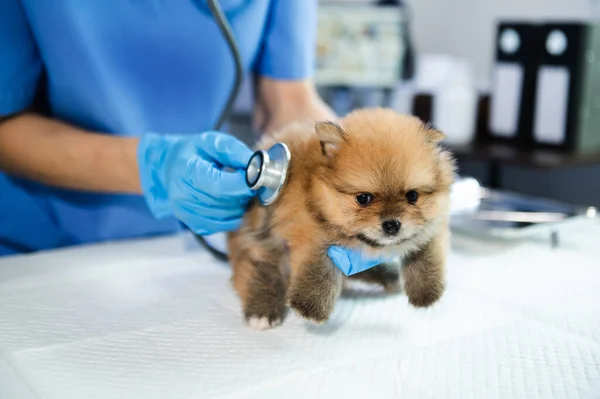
[
  {"x1": 402, "y1": 243, "x2": 446, "y2": 309},
  {"x1": 289, "y1": 294, "x2": 333, "y2": 324},
  {"x1": 287, "y1": 254, "x2": 343, "y2": 324},
  {"x1": 406, "y1": 282, "x2": 444, "y2": 308}
]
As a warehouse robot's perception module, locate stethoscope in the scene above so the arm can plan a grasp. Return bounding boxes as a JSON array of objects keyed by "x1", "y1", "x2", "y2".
[
  {"x1": 207, "y1": 0, "x2": 290, "y2": 206},
  {"x1": 197, "y1": 1, "x2": 291, "y2": 259}
]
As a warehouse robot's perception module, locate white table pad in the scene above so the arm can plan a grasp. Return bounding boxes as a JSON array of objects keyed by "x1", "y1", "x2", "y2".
[{"x1": 1, "y1": 221, "x2": 599, "y2": 399}]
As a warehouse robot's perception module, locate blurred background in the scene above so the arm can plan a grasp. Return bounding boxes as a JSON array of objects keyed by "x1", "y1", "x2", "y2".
[{"x1": 230, "y1": 0, "x2": 600, "y2": 212}]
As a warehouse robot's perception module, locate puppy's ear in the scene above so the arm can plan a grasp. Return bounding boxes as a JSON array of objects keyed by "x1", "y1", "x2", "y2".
[
  {"x1": 422, "y1": 123, "x2": 445, "y2": 144},
  {"x1": 315, "y1": 121, "x2": 346, "y2": 157}
]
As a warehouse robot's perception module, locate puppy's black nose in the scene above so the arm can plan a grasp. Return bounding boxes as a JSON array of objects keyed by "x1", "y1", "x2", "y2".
[{"x1": 382, "y1": 220, "x2": 401, "y2": 236}]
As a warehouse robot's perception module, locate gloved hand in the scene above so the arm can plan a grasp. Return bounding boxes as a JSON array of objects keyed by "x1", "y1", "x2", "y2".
[
  {"x1": 137, "y1": 131, "x2": 255, "y2": 235},
  {"x1": 327, "y1": 246, "x2": 395, "y2": 276}
]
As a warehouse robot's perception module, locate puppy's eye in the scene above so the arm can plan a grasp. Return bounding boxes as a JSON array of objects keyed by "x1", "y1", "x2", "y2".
[
  {"x1": 406, "y1": 190, "x2": 419, "y2": 204},
  {"x1": 356, "y1": 193, "x2": 373, "y2": 206}
]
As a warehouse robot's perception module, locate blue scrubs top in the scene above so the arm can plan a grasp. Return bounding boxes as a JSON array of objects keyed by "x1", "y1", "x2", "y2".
[{"x1": 0, "y1": 0, "x2": 317, "y2": 255}]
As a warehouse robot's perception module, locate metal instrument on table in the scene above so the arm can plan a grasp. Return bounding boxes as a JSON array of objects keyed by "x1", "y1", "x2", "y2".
[{"x1": 449, "y1": 177, "x2": 598, "y2": 248}]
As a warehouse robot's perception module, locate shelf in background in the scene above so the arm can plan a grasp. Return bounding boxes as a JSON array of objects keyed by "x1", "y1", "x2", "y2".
[
  {"x1": 412, "y1": 93, "x2": 600, "y2": 171},
  {"x1": 447, "y1": 141, "x2": 600, "y2": 170}
]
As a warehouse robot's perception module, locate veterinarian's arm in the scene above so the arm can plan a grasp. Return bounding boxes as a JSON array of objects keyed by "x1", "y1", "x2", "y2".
[
  {"x1": 255, "y1": 78, "x2": 335, "y2": 134},
  {"x1": 252, "y1": 0, "x2": 335, "y2": 134},
  {"x1": 0, "y1": 113, "x2": 255, "y2": 235},
  {"x1": 0, "y1": 113, "x2": 143, "y2": 193}
]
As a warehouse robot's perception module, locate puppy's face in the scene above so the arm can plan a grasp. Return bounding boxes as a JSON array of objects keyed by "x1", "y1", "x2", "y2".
[{"x1": 314, "y1": 109, "x2": 455, "y2": 247}]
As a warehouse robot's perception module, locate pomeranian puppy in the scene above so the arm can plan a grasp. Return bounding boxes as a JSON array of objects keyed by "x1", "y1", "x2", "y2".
[{"x1": 227, "y1": 108, "x2": 456, "y2": 330}]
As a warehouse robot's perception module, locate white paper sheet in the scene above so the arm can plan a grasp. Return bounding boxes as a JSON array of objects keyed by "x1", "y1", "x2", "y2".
[{"x1": 1, "y1": 222, "x2": 600, "y2": 399}]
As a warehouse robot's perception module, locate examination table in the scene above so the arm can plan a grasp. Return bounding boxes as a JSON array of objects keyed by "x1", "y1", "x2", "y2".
[{"x1": 1, "y1": 219, "x2": 599, "y2": 399}]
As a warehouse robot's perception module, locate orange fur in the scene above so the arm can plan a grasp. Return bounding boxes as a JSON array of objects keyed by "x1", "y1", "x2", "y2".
[{"x1": 227, "y1": 108, "x2": 456, "y2": 329}]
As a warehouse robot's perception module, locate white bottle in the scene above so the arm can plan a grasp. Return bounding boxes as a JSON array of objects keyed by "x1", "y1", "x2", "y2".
[{"x1": 433, "y1": 60, "x2": 478, "y2": 146}]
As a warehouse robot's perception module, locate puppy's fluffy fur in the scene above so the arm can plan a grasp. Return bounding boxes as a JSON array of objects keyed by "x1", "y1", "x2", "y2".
[{"x1": 227, "y1": 108, "x2": 456, "y2": 330}]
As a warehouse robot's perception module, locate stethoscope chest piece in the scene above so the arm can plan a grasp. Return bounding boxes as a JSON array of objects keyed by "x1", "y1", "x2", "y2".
[{"x1": 245, "y1": 142, "x2": 291, "y2": 206}]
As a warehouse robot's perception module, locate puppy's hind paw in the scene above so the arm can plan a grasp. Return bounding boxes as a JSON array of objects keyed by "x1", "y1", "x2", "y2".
[
  {"x1": 350, "y1": 263, "x2": 402, "y2": 294},
  {"x1": 381, "y1": 271, "x2": 402, "y2": 294}
]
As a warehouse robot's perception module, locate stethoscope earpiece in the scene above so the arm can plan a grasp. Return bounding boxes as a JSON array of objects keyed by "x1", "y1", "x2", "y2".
[{"x1": 245, "y1": 142, "x2": 291, "y2": 206}]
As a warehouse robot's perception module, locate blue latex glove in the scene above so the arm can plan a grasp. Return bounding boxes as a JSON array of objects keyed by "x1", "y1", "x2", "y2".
[
  {"x1": 137, "y1": 131, "x2": 256, "y2": 235},
  {"x1": 327, "y1": 246, "x2": 395, "y2": 276}
]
